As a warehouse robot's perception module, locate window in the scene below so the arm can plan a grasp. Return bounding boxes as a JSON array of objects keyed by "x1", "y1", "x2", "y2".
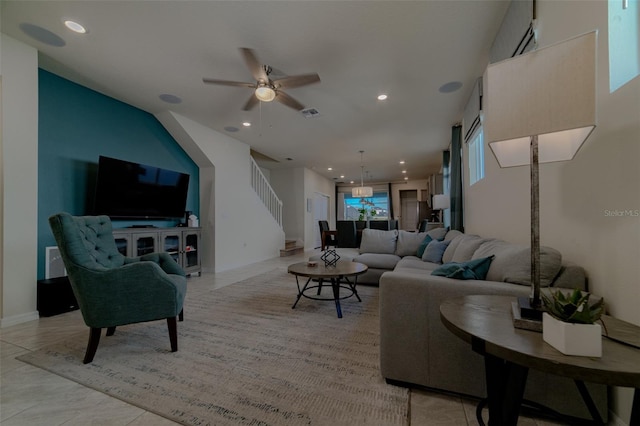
[
  {"x1": 609, "y1": 0, "x2": 639, "y2": 93},
  {"x1": 343, "y1": 192, "x2": 389, "y2": 220},
  {"x1": 468, "y1": 126, "x2": 485, "y2": 186}
]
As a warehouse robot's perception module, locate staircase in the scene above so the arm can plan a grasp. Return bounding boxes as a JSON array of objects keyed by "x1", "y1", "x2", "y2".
[
  {"x1": 251, "y1": 156, "x2": 282, "y2": 228},
  {"x1": 280, "y1": 240, "x2": 304, "y2": 257}
]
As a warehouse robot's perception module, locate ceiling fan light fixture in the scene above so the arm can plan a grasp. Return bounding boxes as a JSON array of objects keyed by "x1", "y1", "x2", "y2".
[{"x1": 255, "y1": 86, "x2": 276, "y2": 102}]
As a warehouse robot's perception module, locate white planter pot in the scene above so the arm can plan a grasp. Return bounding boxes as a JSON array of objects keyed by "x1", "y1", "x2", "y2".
[{"x1": 542, "y1": 313, "x2": 602, "y2": 357}]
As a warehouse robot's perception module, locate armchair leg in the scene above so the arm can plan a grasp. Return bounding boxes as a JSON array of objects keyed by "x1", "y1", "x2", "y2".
[
  {"x1": 106, "y1": 326, "x2": 116, "y2": 336},
  {"x1": 167, "y1": 317, "x2": 178, "y2": 352},
  {"x1": 178, "y1": 309, "x2": 184, "y2": 322},
  {"x1": 84, "y1": 328, "x2": 102, "y2": 364}
]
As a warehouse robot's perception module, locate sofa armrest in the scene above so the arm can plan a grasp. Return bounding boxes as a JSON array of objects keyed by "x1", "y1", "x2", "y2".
[
  {"x1": 379, "y1": 271, "x2": 432, "y2": 385},
  {"x1": 551, "y1": 262, "x2": 587, "y2": 291}
]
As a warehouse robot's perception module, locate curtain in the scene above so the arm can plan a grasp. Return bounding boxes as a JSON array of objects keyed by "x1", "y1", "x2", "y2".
[
  {"x1": 388, "y1": 183, "x2": 394, "y2": 219},
  {"x1": 442, "y1": 150, "x2": 450, "y2": 228},
  {"x1": 450, "y1": 125, "x2": 464, "y2": 231}
]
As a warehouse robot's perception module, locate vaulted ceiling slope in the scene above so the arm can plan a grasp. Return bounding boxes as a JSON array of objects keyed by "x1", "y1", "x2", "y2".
[{"x1": 1, "y1": 1, "x2": 509, "y2": 183}]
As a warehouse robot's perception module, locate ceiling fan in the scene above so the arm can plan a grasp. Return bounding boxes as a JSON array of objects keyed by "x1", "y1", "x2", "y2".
[{"x1": 203, "y1": 48, "x2": 320, "y2": 112}]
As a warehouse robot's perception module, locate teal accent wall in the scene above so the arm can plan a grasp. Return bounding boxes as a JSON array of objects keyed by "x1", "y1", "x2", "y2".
[{"x1": 38, "y1": 69, "x2": 199, "y2": 279}]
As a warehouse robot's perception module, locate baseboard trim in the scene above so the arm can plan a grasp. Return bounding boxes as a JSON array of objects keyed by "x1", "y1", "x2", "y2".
[{"x1": 1, "y1": 311, "x2": 39, "y2": 328}]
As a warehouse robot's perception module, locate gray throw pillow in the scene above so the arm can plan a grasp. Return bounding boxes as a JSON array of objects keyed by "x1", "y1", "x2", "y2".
[
  {"x1": 359, "y1": 229, "x2": 398, "y2": 254},
  {"x1": 426, "y1": 227, "x2": 448, "y2": 241},
  {"x1": 422, "y1": 239, "x2": 451, "y2": 264},
  {"x1": 395, "y1": 230, "x2": 429, "y2": 256},
  {"x1": 472, "y1": 240, "x2": 562, "y2": 287}
]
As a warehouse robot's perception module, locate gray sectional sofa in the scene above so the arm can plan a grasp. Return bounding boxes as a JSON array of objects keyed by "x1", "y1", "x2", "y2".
[{"x1": 312, "y1": 227, "x2": 608, "y2": 421}]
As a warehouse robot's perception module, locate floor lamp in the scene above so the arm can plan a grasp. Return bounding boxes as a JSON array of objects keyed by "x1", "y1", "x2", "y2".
[
  {"x1": 484, "y1": 31, "x2": 597, "y2": 320},
  {"x1": 432, "y1": 194, "x2": 450, "y2": 224}
]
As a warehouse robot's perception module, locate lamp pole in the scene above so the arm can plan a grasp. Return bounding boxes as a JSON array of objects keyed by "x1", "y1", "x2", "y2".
[{"x1": 530, "y1": 135, "x2": 541, "y2": 308}]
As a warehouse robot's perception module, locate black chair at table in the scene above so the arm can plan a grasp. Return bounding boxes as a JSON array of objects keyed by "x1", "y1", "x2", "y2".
[
  {"x1": 336, "y1": 220, "x2": 358, "y2": 248},
  {"x1": 318, "y1": 220, "x2": 337, "y2": 250},
  {"x1": 389, "y1": 220, "x2": 399, "y2": 230},
  {"x1": 369, "y1": 220, "x2": 390, "y2": 231},
  {"x1": 418, "y1": 219, "x2": 429, "y2": 233}
]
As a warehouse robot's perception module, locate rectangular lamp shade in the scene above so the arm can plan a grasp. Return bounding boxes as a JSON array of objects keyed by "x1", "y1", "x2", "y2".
[
  {"x1": 485, "y1": 31, "x2": 597, "y2": 168},
  {"x1": 432, "y1": 194, "x2": 450, "y2": 210},
  {"x1": 352, "y1": 186, "x2": 373, "y2": 197}
]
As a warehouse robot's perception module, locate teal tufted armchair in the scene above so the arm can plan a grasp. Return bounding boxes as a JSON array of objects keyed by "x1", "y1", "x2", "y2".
[{"x1": 48, "y1": 212, "x2": 187, "y2": 364}]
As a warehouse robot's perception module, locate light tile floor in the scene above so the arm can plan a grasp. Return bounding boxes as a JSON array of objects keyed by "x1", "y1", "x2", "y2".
[{"x1": 1, "y1": 249, "x2": 566, "y2": 425}]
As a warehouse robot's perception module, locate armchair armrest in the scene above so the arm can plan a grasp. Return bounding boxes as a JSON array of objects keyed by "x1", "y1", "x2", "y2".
[
  {"x1": 70, "y1": 261, "x2": 186, "y2": 328},
  {"x1": 126, "y1": 252, "x2": 186, "y2": 276}
]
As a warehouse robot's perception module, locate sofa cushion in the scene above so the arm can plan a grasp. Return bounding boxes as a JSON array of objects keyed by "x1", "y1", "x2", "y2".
[
  {"x1": 395, "y1": 256, "x2": 440, "y2": 272},
  {"x1": 442, "y1": 235, "x2": 463, "y2": 264},
  {"x1": 359, "y1": 229, "x2": 398, "y2": 255},
  {"x1": 450, "y1": 235, "x2": 488, "y2": 263},
  {"x1": 472, "y1": 240, "x2": 562, "y2": 287},
  {"x1": 444, "y1": 229, "x2": 463, "y2": 241},
  {"x1": 425, "y1": 227, "x2": 448, "y2": 241},
  {"x1": 353, "y1": 253, "x2": 401, "y2": 270},
  {"x1": 416, "y1": 235, "x2": 434, "y2": 258},
  {"x1": 395, "y1": 230, "x2": 429, "y2": 257},
  {"x1": 421, "y1": 239, "x2": 451, "y2": 264},
  {"x1": 431, "y1": 255, "x2": 495, "y2": 280}
]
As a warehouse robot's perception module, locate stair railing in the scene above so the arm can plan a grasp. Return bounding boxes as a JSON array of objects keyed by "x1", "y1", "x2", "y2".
[{"x1": 250, "y1": 156, "x2": 283, "y2": 228}]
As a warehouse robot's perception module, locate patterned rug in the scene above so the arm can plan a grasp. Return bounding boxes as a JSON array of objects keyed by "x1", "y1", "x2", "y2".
[{"x1": 17, "y1": 269, "x2": 409, "y2": 426}]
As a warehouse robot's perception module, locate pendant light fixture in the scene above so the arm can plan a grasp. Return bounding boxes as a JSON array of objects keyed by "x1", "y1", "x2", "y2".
[{"x1": 352, "y1": 150, "x2": 373, "y2": 198}]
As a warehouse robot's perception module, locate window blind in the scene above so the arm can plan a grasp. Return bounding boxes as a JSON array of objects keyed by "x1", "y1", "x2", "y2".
[
  {"x1": 463, "y1": 77, "x2": 483, "y2": 143},
  {"x1": 490, "y1": 0, "x2": 535, "y2": 63}
]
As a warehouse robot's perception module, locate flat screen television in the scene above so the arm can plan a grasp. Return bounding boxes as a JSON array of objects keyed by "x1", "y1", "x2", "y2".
[{"x1": 93, "y1": 155, "x2": 190, "y2": 220}]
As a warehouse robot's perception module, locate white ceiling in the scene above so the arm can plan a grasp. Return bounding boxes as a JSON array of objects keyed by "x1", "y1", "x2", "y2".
[{"x1": 1, "y1": 1, "x2": 509, "y2": 184}]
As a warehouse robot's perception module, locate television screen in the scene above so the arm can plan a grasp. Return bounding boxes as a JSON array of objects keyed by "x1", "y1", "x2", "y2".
[{"x1": 93, "y1": 155, "x2": 190, "y2": 219}]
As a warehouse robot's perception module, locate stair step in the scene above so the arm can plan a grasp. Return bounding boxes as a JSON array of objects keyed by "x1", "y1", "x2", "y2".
[
  {"x1": 280, "y1": 246, "x2": 304, "y2": 257},
  {"x1": 284, "y1": 240, "x2": 298, "y2": 250}
]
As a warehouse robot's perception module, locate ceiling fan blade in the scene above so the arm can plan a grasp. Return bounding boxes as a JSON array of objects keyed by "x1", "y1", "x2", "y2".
[
  {"x1": 275, "y1": 91, "x2": 305, "y2": 111},
  {"x1": 240, "y1": 48, "x2": 268, "y2": 82},
  {"x1": 273, "y1": 73, "x2": 321, "y2": 89},
  {"x1": 202, "y1": 78, "x2": 255, "y2": 88},
  {"x1": 242, "y1": 93, "x2": 260, "y2": 111}
]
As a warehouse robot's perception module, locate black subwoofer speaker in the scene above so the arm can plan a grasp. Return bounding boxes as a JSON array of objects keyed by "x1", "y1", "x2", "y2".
[{"x1": 37, "y1": 277, "x2": 79, "y2": 317}]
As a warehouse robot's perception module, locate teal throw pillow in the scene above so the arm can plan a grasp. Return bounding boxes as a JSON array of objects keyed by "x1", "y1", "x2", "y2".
[
  {"x1": 431, "y1": 255, "x2": 495, "y2": 280},
  {"x1": 416, "y1": 235, "x2": 433, "y2": 258},
  {"x1": 422, "y1": 239, "x2": 451, "y2": 264}
]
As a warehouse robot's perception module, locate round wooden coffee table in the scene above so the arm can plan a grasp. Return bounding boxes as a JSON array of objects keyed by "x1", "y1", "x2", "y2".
[{"x1": 288, "y1": 261, "x2": 368, "y2": 318}]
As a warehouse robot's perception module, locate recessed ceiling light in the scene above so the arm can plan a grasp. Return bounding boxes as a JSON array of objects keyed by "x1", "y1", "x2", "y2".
[
  {"x1": 404, "y1": 177, "x2": 409, "y2": 180},
  {"x1": 64, "y1": 20, "x2": 87, "y2": 34},
  {"x1": 328, "y1": 167, "x2": 333, "y2": 171},
  {"x1": 402, "y1": 170, "x2": 407, "y2": 174},
  {"x1": 242, "y1": 122, "x2": 251, "y2": 127},
  {"x1": 377, "y1": 94, "x2": 388, "y2": 101},
  {"x1": 350, "y1": 180, "x2": 354, "y2": 184},
  {"x1": 399, "y1": 160, "x2": 405, "y2": 164},
  {"x1": 340, "y1": 175, "x2": 345, "y2": 178}
]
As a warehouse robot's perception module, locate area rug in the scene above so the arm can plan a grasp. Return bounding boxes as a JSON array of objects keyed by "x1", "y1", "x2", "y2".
[{"x1": 17, "y1": 269, "x2": 409, "y2": 426}]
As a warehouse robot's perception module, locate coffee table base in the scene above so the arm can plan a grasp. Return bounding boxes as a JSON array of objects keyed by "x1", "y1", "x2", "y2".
[{"x1": 292, "y1": 276, "x2": 361, "y2": 318}]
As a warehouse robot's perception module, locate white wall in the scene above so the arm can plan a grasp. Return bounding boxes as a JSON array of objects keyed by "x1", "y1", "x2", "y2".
[
  {"x1": 0, "y1": 35, "x2": 39, "y2": 326},
  {"x1": 157, "y1": 111, "x2": 284, "y2": 273},
  {"x1": 465, "y1": 1, "x2": 639, "y2": 421},
  {"x1": 270, "y1": 167, "x2": 335, "y2": 251},
  {"x1": 270, "y1": 168, "x2": 304, "y2": 244},
  {"x1": 303, "y1": 168, "x2": 335, "y2": 251},
  {"x1": 390, "y1": 179, "x2": 428, "y2": 222}
]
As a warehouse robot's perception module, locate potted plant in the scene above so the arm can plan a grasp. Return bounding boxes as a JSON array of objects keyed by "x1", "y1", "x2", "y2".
[
  {"x1": 541, "y1": 288, "x2": 605, "y2": 357},
  {"x1": 357, "y1": 207, "x2": 368, "y2": 221}
]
